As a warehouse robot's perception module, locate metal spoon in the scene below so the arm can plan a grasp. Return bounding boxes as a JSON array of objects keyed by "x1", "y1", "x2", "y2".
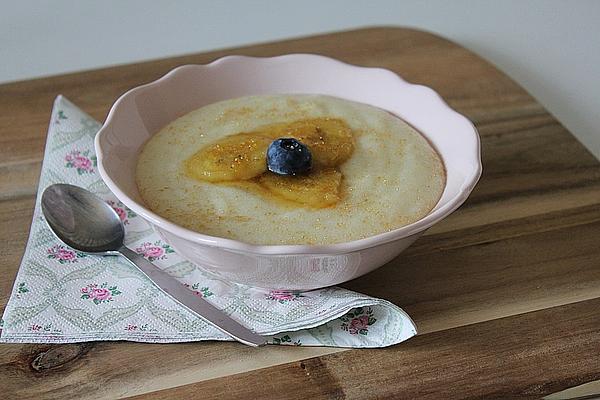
[{"x1": 41, "y1": 183, "x2": 267, "y2": 347}]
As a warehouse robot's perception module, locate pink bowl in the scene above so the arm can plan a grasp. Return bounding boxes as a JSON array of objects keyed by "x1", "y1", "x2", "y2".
[{"x1": 95, "y1": 54, "x2": 481, "y2": 290}]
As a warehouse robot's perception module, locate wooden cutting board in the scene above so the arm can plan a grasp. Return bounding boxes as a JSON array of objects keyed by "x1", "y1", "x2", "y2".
[{"x1": 1, "y1": 27, "x2": 600, "y2": 399}]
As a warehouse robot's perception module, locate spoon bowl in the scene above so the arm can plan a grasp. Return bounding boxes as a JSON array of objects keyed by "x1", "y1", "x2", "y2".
[{"x1": 41, "y1": 184, "x2": 124, "y2": 254}]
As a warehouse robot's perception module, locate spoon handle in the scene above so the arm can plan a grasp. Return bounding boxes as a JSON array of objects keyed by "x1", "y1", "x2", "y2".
[{"x1": 118, "y1": 246, "x2": 267, "y2": 347}]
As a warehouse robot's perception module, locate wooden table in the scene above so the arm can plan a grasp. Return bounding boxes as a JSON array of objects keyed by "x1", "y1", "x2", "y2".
[{"x1": 1, "y1": 27, "x2": 600, "y2": 399}]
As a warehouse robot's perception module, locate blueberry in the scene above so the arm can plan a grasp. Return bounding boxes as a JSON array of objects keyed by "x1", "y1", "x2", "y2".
[{"x1": 266, "y1": 138, "x2": 312, "y2": 175}]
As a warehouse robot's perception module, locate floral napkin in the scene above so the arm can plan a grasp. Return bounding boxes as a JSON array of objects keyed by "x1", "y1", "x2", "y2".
[{"x1": 0, "y1": 96, "x2": 416, "y2": 348}]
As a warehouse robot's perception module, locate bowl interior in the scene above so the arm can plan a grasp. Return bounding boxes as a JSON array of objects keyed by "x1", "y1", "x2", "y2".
[{"x1": 96, "y1": 55, "x2": 480, "y2": 247}]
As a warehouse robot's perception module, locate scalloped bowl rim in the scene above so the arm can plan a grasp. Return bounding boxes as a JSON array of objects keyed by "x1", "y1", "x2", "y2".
[{"x1": 95, "y1": 54, "x2": 482, "y2": 255}]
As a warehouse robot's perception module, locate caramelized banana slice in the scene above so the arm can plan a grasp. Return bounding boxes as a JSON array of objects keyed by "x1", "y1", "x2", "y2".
[
  {"x1": 185, "y1": 133, "x2": 271, "y2": 182},
  {"x1": 284, "y1": 118, "x2": 355, "y2": 168},
  {"x1": 259, "y1": 168, "x2": 342, "y2": 208}
]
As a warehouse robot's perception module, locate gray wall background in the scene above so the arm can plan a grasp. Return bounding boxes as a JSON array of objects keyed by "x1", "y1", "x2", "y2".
[{"x1": 1, "y1": 0, "x2": 598, "y2": 158}]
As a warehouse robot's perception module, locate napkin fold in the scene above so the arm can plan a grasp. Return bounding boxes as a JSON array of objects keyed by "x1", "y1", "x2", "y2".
[{"x1": 0, "y1": 96, "x2": 416, "y2": 348}]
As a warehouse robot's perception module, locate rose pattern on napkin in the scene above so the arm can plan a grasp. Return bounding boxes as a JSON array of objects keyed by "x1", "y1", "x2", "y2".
[
  {"x1": 265, "y1": 291, "x2": 305, "y2": 303},
  {"x1": 65, "y1": 149, "x2": 97, "y2": 174},
  {"x1": 0, "y1": 96, "x2": 417, "y2": 348},
  {"x1": 135, "y1": 241, "x2": 175, "y2": 262},
  {"x1": 183, "y1": 283, "x2": 214, "y2": 298},
  {"x1": 106, "y1": 200, "x2": 136, "y2": 224},
  {"x1": 28, "y1": 323, "x2": 62, "y2": 334},
  {"x1": 80, "y1": 283, "x2": 122, "y2": 305},
  {"x1": 125, "y1": 323, "x2": 155, "y2": 332},
  {"x1": 47, "y1": 244, "x2": 87, "y2": 264},
  {"x1": 340, "y1": 307, "x2": 377, "y2": 335}
]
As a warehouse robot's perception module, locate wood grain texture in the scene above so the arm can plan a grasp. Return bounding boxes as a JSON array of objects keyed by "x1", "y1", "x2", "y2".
[
  {"x1": 1, "y1": 27, "x2": 599, "y2": 399},
  {"x1": 127, "y1": 298, "x2": 600, "y2": 400}
]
